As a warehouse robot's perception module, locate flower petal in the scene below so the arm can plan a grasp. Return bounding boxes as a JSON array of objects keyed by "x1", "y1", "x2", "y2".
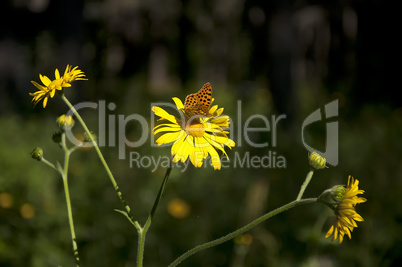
[
  {"x1": 39, "y1": 74, "x2": 52, "y2": 86},
  {"x1": 152, "y1": 106, "x2": 178, "y2": 124},
  {"x1": 156, "y1": 131, "x2": 183, "y2": 145},
  {"x1": 172, "y1": 97, "x2": 184, "y2": 110},
  {"x1": 55, "y1": 68, "x2": 60, "y2": 79}
]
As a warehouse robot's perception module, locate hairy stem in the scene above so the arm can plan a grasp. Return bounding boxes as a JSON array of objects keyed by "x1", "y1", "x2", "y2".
[
  {"x1": 61, "y1": 94, "x2": 135, "y2": 223},
  {"x1": 296, "y1": 170, "x2": 314, "y2": 200},
  {"x1": 169, "y1": 198, "x2": 317, "y2": 267},
  {"x1": 61, "y1": 133, "x2": 80, "y2": 266}
]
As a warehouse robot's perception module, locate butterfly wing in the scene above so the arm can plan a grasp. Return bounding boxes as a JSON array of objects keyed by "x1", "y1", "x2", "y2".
[
  {"x1": 195, "y1": 83, "x2": 212, "y2": 113},
  {"x1": 183, "y1": 82, "x2": 213, "y2": 116},
  {"x1": 184, "y1": 93, "x2": 197, "y2": 109}
]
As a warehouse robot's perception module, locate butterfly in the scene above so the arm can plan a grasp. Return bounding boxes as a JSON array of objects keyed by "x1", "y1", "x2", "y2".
[{"x1": 183, "y1": 82, "x2": 212, "y2": 117}]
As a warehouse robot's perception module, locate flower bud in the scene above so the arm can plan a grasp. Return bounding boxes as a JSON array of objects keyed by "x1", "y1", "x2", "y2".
[
  {"x1": 31, "y1": 147, "x2": 43, "y2": 161},
  {"x1": 330, "y1": 185, "x2": 346, "y2": 202},
  {"x1": 84, "y1": 131, "x2": 97, "y2": 142},
  {"x1": 309, "y1": 151, "x2": 326, "y2": 170},
  {"x1": 52, "y1": 132, "x2": 62, "y2": 144},
  {"x1": 56, "y1": 114, "x2": 75, "y2": 131}
]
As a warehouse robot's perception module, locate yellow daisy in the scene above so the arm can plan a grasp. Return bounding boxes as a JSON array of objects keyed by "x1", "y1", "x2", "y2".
[
  {"x1": 30, "y1": 65, "x2": 86, "y2": 108},
  {"x1": 325, "y1": 176, "x2": 367, "y2": 243},
  {"x1": 152, "y1": 97, "x2": 235, "y2": 170}
]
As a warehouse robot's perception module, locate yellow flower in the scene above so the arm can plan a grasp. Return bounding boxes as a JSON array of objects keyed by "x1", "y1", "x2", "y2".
[
  {"x1": 30, "y1": 65, "x2": 86, "y2": 108},
  {"x1": 30, "y1": 69, "x2": 69, "y2": 108},
  {"x1": 325, "y1": 176, "x2": 367, "y2": 243},
  {"x1": 62, "y1": 64, "x2": 87, "y2": 83},
  {"x1": 152, "y1": 97, "x2": 235, "y2": 170}
]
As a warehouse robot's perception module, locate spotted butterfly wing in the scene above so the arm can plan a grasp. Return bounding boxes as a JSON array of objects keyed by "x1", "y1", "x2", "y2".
[
  {"x1": 184, "y1": 82, "x2": 212, "y2": 116},
  {"x1": 184, "y1": 94, "x2": 197, "y2": 109}
]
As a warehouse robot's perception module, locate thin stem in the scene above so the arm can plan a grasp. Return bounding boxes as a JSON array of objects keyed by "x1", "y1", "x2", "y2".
[
  {"x1": 61, "y1": 133, "x2": 80, "y2": 266},
  {"x1": 296, "y1": 170, "x2": 314, "y2": 200},
  {"x1": 137, "y1": 162, "x2": 173, "y2": 267},
  {"x1": 68, "y1": 142, "x2": 84, "y2": 154},
  {"x1": 40, "y1": 157, "x2": 57, "y2": 171},
  {"x1": 61, "y1": 94, "x2": 135, "y2": 223},
  {"x1": 168, "y1": 198, "x2": 317, "y2": 267}
]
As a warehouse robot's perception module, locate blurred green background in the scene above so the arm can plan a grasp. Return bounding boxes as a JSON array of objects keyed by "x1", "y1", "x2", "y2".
[{"x1": 1, "y1": 0, "x2": 400, "y2": 266}]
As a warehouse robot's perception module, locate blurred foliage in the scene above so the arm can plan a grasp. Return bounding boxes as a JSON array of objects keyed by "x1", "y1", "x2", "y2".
[{"x1": 1, "y1": 0, "x2": 400, "y2": 266}]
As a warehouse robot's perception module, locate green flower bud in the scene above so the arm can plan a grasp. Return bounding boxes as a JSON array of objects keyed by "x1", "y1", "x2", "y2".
[
  {"x1": 84, "y1": 131, "x2": 97, "y2": 142},
  {"x1": 52, "y1": 132, "x2": 62, "y2": 144},
  {"x1": 309, "y1": 151, "x2": 327, "y2": 170},
  {"x1": 31, "y1": 147, "x2": 43, "y2": 161},
  {"x1": 330, "y1": 185, "x2": 346, "y2": 202},
  {"x1": 56, "y1": 114, "x2": 75, "y2": 131}
]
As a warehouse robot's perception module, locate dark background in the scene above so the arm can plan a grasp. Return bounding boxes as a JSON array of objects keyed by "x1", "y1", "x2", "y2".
[{"x1": 1, "y1": 0, "x2": 400, "y2": 266}]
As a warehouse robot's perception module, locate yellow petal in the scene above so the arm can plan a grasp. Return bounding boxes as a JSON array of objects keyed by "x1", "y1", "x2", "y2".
[
  {"x1": 152, "y1": 106, "x2": 178, "y2": 124},
  {"x1": 207, "y1": 145, "x2": 221, "y2": 170},
  {"x1": 31, "y1": 81, "x2": 47, "y2": 91},
  {"x1": 189, "y1": 149, "x2": 204, "y2": 168},
  {"x1": 155, "y1": 131, "x2": 182, "y2": 145},
  {"x1": 42, "y1": 97, "x2": 48, "y2": 108},
  {"x1": 171, "y1": 134, "x2": 187, "y2": 155},
  {"x1": 172, "y1": 97, "x2": 184, "y2": 109},
  {"x1": 209, "y1": 105, "x2": 218, "y2": 114},
  {"x1": 40, "y1": 74, "x2": 51, "y2": 86},
  {"x1": 325, "y1": 225, "x2": 334, "y2": 238},
  {"x1": 153, "y1": 125, "x2": 181, "y2": 135},
  {"x1": 216, "y1": 107, "x2": 224, "y2": 116},
  {"x1": 63, "y1": 65, "x2": 69, "y2": 76},
  {"x1": 55, "y1": 68, "x2": 60, "y2": 79},
  {"x1": 49, "y1": 89, "x2": 56, "y2": 98}
]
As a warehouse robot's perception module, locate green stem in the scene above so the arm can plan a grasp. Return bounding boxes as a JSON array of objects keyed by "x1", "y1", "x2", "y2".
[
  {"x1": 137, "y1": 162, "x2": 173, "y2": 267},
  {"x1": 40, "y1": 157, "x2": 57, "y2": 171},
  {"x1": 296, "y1": 170, "x2": 314, "y2": 200},
  {"x1": 61, "y1": 94, "x2": 135, "y2": 223},
  {"x1": 168, "y1": 198, "x2": 317, "y2": 267},
  {"x1": 61, "y1": 133, "x2": 80, "y2": 266}
]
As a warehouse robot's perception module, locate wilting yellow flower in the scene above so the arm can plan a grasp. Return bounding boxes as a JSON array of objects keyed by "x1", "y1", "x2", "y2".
[
  {"x1": 152, "y1": 97, "x2": 235, "y2": 170},
  {"x1": 325, "y1": 176, "x2": 367, "y2": 243},
  {"x1": 30, "y1": 65, "x2": 86, "y2": 108}
]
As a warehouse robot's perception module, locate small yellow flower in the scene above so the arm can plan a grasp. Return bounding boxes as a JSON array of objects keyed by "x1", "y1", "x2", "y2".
[
  {"x1": 152, "y1": 97, "x2": 235, "y2": 170},
  {"x1": 325, "y1": 176, "x2": 367, "y2": 243},
  {"x1": 30, "y1": 65, "x2": 86, "y2": 108},
  {"x1": 30, "y1": 69, "x2": 69, "y2": 108}
]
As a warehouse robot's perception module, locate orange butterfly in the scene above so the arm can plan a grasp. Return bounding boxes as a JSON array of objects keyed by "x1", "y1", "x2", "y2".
[{"x1": 183, "y1": 82, "x2": 212, "y2": 117}]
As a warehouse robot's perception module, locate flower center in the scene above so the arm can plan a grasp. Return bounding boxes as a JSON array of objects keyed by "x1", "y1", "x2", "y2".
[
  {"x1": 185, "y1": 123, "x2": 205, "y2": 137},
  {"x1": 48, "y1": 78, "x2": 64, "y2": 90}
]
